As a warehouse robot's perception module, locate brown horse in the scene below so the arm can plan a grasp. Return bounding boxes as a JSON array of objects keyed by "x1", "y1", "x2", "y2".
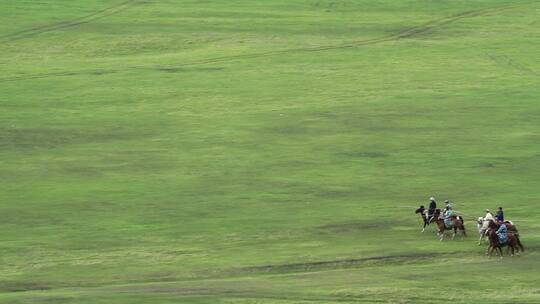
[
  {"x1": 485, "y1": 228, "x2": 520, "y2": 257},
  {"x1": 486, "y1": 220, "x2": 524, "y2": 254},
  {"x1": 434, "y1": 209, "x2": 466, "y2": 241}
]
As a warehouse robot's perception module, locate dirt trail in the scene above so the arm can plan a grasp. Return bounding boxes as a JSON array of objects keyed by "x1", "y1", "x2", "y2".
[
  {"x1": 0, "y1": 4, "x2": 523, "y2": 83},
  {"x1": 0, "y1": 0, "x2": 139, "y2": 43}
]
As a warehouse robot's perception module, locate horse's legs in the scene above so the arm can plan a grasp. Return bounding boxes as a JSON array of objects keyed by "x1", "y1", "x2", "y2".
[
  {"x1": 508, "y1": 236, "x2": 524, "y2": 254},
  {"x1": 452, "y1": 227, "x2": 457, "y2": 240},
  {"x1": 478, "y1": 231, "x2": 484, "y2": 245},
  {"x1": 497, "y1": 247, "x2": 503, "y2": 258},
  {"x1": 506, "y1": 243, "x2": 515, "y2": 256},
  {"x1": 487, "y1": 246, "x2": 495, "y2": 257},
  {"x1": 509, "y1": 239, "x2": 518, "y2": 256}
]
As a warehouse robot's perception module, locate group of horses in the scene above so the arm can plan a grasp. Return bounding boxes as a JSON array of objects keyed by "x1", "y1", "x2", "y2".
[
  {"x1": 415, "y1": 207, "x2": 524, "y2": 257},
  {"x1": 477, "y1": 217, "x2": 524, "y2": 257}
]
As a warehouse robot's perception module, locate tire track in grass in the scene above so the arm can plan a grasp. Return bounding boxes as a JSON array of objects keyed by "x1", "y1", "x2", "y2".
[
  {"x1": 162, "y1": 3, "x2": 518, "y2": 63},
  {"x1": 232, "y1": 252, "x2": 441, "y2": 275},
  {"x1": 0, "y1": 4, "x2": 522, "y2": 83},
  {"x1": 0, "y1": 69, "x2": 120, "y2": 82},
  {"x1": 485, "y1": 52, "x2": 539, "y2": 76},
  {"x1": 109, "y1": 288, "x2": 386, "y2": 303},
  {"x1": 10, "y1": 286, "x2": 393, "y2": 304},
  {"x1": 0, "y1": 0, "x2": 139, "y2": 43},
  {"x1": 2, "y1": 252, "x2": 449, "y2": 300},
  {"x1": 188, "y1": 252, "x2": 460, "y2": 280},
  {"x1": 7, "y1": 251, "x2": 517, "y2": 302},
  {"x1": 0, "y1": 252, "x2": 452, "y2": 294}
]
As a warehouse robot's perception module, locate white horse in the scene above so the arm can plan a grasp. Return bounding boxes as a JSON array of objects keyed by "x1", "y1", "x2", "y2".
[{"x1": 477, "y1": 217, "x2": 490, "y2": 245}]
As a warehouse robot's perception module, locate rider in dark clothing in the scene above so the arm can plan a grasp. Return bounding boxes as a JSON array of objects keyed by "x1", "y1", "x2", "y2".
[
  {"x1": 427, "y1": 197, "x2": 437, "y2": 221},
  {"x1": 496, "y1": 207, "x2": 504, "y2": 223}
]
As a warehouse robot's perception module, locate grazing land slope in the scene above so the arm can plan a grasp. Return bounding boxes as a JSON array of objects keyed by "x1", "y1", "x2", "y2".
[{"x1": 1, "y1": 0, "x2": 539, "y2": 303}]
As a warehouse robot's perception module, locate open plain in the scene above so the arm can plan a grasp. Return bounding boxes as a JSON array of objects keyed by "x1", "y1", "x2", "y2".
[{"x1": 1, "y1": 0, "x2": 540, "y2": 303}]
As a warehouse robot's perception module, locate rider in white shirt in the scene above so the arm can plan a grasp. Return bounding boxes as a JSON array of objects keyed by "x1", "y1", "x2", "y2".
[{"x1": 484, "y1": 209, "x2": 495, "y2": 222}]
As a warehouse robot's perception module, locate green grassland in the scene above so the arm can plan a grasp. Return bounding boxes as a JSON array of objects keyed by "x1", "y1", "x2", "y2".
[{"x1": 1, "y1": 0, "x2": 540, "y2": 303}]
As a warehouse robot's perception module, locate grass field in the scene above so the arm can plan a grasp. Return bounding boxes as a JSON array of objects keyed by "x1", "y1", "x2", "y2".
[{"x1": 1, "y1": 0, "x2": 540, "y2": 303}]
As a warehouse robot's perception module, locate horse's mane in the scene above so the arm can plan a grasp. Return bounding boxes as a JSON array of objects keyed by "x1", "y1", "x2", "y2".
[{"x1": 487, "y1": 220, "x2": 499, "y2": 229}]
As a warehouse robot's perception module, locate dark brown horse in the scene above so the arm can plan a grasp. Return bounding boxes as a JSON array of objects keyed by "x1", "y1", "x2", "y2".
[
  {"x1": 486, "y1": 220, "x2": 524, "y2": 254},
  {"x1": 434, "y1": 209, "x2": 466, "y2": 241},
  {"x1": 486, "y1": 227, "x2": 520, "y2": 257}
]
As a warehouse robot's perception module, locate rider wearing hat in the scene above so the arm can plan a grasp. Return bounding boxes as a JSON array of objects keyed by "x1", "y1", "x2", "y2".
[
  {"x1": 443, "y1": 204, "x2": 455, "y2": 227},
  {"x1": 484, "y1": 209, "x2": 495, "y2": 222},
  {"x1": 443, "y1": 200, "x2": 452, "y2": 213},
  {"x1": 427, "y1": 197, "x2": 437, "y2": 221}
]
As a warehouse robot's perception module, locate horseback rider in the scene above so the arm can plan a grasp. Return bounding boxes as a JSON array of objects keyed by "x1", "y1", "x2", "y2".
[
  {"x1": 484, "y1": 209, "x2": 495, "y2": 222},
  {"x1": 443, "y1": 200, "x2": 452, "y2": 213},
  {"x1": 427, "y1": 197, "x2": 437, "y2": 221},
  {"x1": 444, "y1": 205, "x2": 455, "y2": 228},
  {"x1": 496, "y1": 207, "x2": 504, "y2": 223},
  {"x1": 477, "y1": 209, "x2": 494, "y2": 245},
  {"x1": 496, "y1": 222, "x2": 508, "y2": 244}
]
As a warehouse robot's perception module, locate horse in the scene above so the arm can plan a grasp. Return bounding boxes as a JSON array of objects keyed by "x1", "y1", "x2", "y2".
[
  {"x1": 415, "y1": 206, "x2": 437, "y2": 232},
  {"x1": 434, "y1": 209, "x2": 466, "y2": 241},
  {"x1": 415, "y1": 207, "x2": 432, "y2": 232},
  {"x1": 486, "y1": 220, "x2": 524, "y2": 254},
  {"x1": 485, "y1": 227, "x2": 520, "y2": 257},
  {"x1": 477, "y1": 217, "x2": 490, "y2": 245}
]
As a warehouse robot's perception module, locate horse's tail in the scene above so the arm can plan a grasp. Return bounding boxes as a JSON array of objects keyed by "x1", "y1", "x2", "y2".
[
  {"x1": 458, "y1": 216, "x2": 467, "y2": 236},
  {"x1": 516, "y1": 235, "x2": 525, "y2": 252}
]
